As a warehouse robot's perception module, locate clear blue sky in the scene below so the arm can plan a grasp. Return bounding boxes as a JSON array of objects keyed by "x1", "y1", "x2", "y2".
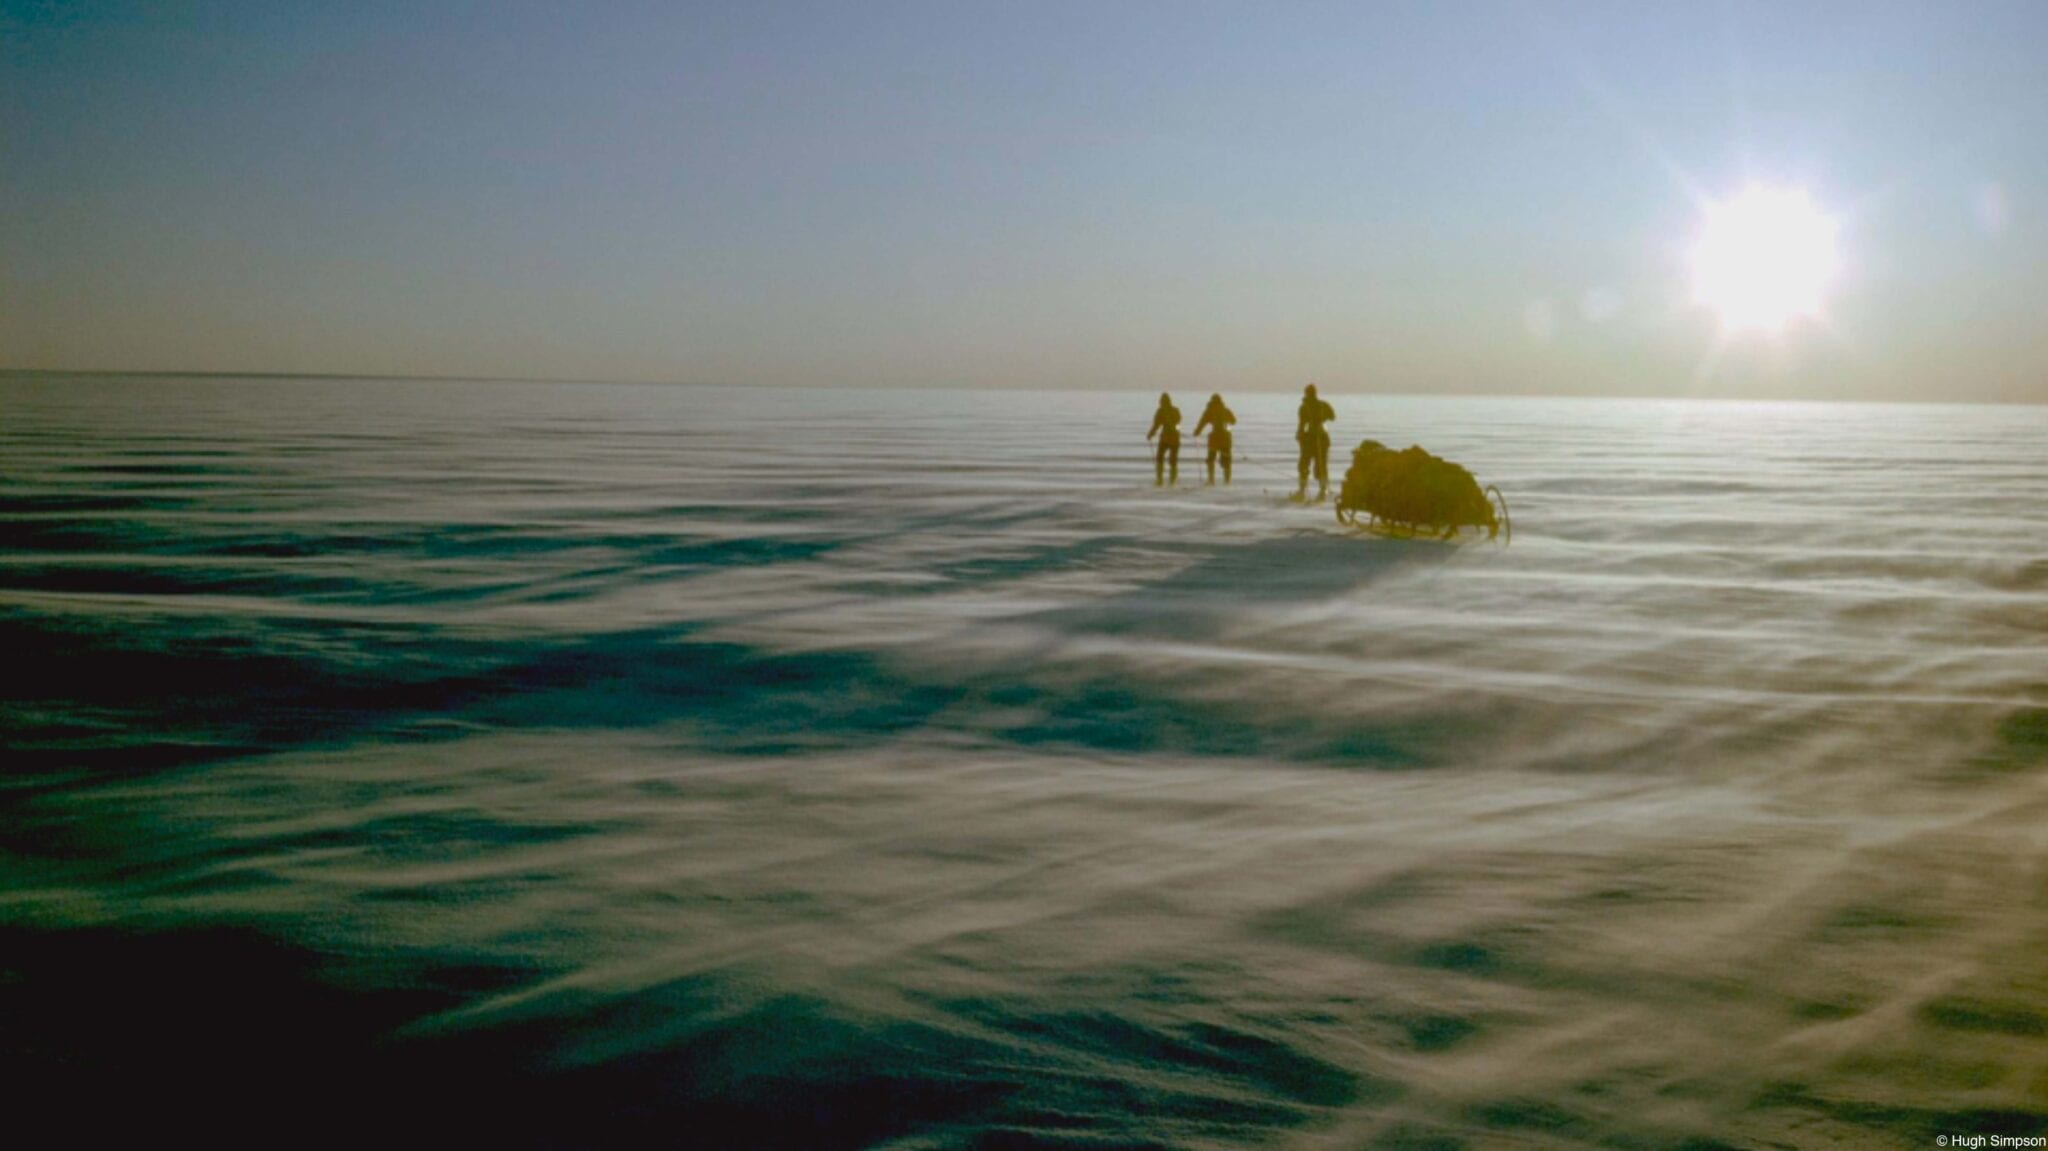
[{"x1": 5, "y1": 1, "x2": 2045, "y2": 399}]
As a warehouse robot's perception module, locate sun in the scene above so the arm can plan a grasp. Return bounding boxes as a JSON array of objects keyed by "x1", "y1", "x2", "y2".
[{"x1": 1689, "y1": 185, "x2": 1840, "y2": 333}]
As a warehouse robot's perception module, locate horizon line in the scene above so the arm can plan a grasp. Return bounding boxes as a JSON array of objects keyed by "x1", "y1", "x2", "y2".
[{"x1": 1, "y1": 366, "x2": 2041, "y2": 407}]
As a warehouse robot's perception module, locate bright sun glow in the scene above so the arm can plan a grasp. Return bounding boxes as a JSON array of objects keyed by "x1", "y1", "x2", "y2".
[{"x1": 1690, "y1": 185, "x2": 1840, "y2": 333}]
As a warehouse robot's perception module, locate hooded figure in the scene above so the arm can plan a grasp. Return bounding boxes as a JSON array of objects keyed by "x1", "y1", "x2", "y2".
[
  {"x1": 1192, "y1": 393, "x2": 1235, "y2": 485},
  {"x1": 1147, "y1": 392, "x2": 1182, "y2": 486},
  {"x1": 1295, "y1": 383, "x2": 1336, "y2": 499}
]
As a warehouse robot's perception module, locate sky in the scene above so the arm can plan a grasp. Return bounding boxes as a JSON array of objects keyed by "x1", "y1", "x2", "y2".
[{"x1": 4, "y1": 1, "x2": 2046, "y2": 400}]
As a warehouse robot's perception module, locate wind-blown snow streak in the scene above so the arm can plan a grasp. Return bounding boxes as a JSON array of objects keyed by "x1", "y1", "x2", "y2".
[{"x1": 4, "y1": 377, "x2": 2046, "y2": 1147}]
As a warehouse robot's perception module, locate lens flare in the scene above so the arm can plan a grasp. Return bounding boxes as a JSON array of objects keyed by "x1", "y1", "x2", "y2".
[{"x1": 1690, "y1": 186, "x2": 1840, "y2": 333}]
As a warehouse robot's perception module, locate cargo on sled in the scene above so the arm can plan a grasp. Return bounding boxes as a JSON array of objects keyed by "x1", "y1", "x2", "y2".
[{"x1": 1334, "y1": 440, "x2": 1511, "y2": 543}]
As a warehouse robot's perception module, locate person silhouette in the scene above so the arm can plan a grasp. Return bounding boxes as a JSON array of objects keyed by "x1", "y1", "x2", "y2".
[
  {"x1": 1192, "y1": 393, "x2": 1235, "y2": 485},
  {"x1": 1295, "y1": 383, "x2": 1336, "y2": 500},
  {"x1": 1147, "y1": 392, "x2": 1182, "y2": 486}
]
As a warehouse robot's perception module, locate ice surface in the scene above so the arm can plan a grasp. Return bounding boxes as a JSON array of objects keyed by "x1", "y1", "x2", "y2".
[{"x1": 4, "y1": 376, "x2": 2045, "y2": 1146}]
